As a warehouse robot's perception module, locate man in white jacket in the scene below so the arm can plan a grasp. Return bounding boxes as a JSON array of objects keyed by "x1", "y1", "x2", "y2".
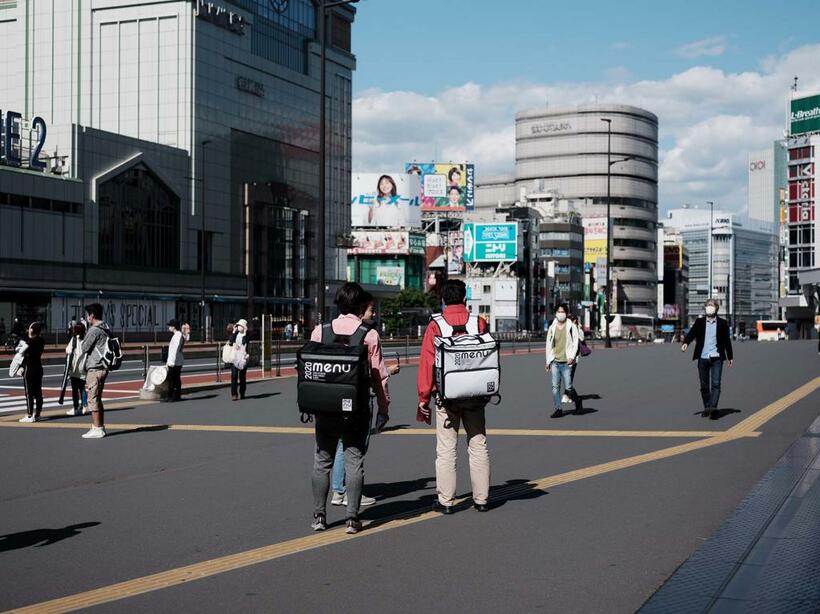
[
  {"x1": 545, "y1": 304, "x2": 583, "y2": 418},
  {"x1": 165, "y1": 319, "x2": 185, "y2": 402}
]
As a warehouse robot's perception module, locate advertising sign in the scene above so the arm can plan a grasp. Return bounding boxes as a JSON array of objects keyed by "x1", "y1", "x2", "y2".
[
  {"x1": 348, "y1": 231, "x2": 425, "y2": 256},
  {"x1": 405, "y1": 162, "x2": 475, "y2": 211},
  {"x1": 790, "y1": 93, "x2": 820, "y2": 136},
  {"x1": 446, "y1": 231, "x2": 464, "y2": 274},
  {"x1": 582, "y1": 217, "x2": 608, "y2": 264},
  {"x1": 375, "y1": 266, "x2": 405, "y2": 288},
  {"x1": 50, "y1": 297, "x2": 176, "y2": 333},
  {"x1": 463, "y1": 222, "x2": 518, "y2": 262},
  {"x1": 351, "y1": 173, "x2": 421, "y2": 229}
]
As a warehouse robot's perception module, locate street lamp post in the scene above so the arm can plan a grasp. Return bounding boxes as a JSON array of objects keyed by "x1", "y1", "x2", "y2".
[
  {"x1": 317, "y1": 0, "x2": 358, "y2": 325},
  {"x1": 200, "y1": 139, "x2": 211, "y2": 342},
  {"x1": 600, "y1": 118, "x2": 632, "y2": 348},
  {"x1": 707, "y1": 200, "x2": 714, "y2": 300}
]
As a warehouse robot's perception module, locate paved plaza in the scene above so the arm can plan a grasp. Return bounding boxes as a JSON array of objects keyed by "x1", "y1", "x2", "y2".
[{"x1": 1, "y1": 341, "x2": 818, "y2": 613}]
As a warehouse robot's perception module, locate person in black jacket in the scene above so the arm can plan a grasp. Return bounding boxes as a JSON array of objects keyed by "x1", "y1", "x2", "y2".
[
  {"x1": 19, "y1": 322, "x2": 45, "y2": 422},
  {"x1": 681, "y1": 299, "x2": 734, "y2": 419}
]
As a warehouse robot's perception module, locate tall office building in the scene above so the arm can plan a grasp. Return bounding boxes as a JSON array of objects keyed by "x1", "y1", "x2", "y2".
[
  {"x1": 0, "y1": 0, "x2": 355, "y2": 333},
  {"x1": 665, "y1": 208, "x2": 778, "y2": 329},
  {"x1": 477, "y1": 103, "x2": 659, "y2": 316},
  {"x1": 747, "y1": 142, "x2": 787, "y2": 224}
]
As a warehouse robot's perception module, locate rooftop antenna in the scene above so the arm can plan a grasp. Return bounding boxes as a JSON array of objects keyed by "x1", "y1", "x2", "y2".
[{"x1": 792, "y1": 76, "x2": 799, "y2": 92}]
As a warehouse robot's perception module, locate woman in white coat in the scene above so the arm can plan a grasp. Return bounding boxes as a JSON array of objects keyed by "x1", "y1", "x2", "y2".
[{"x1": 545, "y1": 304, "x2": 583, "y2": 418}]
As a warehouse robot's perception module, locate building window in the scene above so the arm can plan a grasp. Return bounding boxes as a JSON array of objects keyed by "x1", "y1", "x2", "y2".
[
  {"x1": 98, "y1": 163, "x2": 180, "y2": 269},
  {"x1": 230, "y1": 0, "x2": 316, "y2": 73},
  {"x1": 331, "y1": 13, "x2": 351, "y2": 52}
]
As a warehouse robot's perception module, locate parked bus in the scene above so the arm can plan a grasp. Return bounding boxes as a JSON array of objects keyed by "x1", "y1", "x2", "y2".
[
  {"x1": 600, "y1": 313, "x2": 655, "y2": 340},
  {"x1": 755, "y1": 320, "x2": 787, "y2": 341}
]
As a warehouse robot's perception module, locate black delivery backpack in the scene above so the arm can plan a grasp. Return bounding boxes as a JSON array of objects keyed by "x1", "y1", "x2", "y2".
[{"x1": 297, "y1": 324, "x2": 371, "y2": 418}]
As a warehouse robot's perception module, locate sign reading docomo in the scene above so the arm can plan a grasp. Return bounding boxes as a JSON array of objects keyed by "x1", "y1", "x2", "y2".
[
  {"x1": 463, "y1": 222, "x2": 519, "y2": 262},
  {"x1": 790, "y1": 93, "x2": 820, "y2": 136}
]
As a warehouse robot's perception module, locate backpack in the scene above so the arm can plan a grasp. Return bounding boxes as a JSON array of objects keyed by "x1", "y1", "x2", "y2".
[
  {"x1": 433, "y1": 314, "x2": 501, "y2": 402},
  {"x1": 97, "y1": 331, "x2": 123, "y2": 371},
  {"x1": 296, "y1": 323, "x2": 371, "y2": 419}
]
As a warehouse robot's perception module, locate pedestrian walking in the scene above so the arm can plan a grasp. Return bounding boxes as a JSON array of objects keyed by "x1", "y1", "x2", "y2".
[
  {"x1": 417, "y1": 279, "x2": 493, "y2": 514},
  {"x1": 165, "y1": 319, "x2": 185, "y2": 402},
  {"x1": 64, "y1": 322, "x2": 88, "y2": 416},
  {"x1": 303, "y1": 283, "x2": 391, "y2": 534},
  {"x1": 0, "y1": 317, "x2": 6, "y2": 343},
  {"x1": 80, "y1": 303, "x2": 112, "y2": 439},
  {"x1": 545, "y1": 304, "x2": 583, "y2": 418},
  {"x1": 18, "y1": 322, "x2": 45, "y2": 423},
  {"x1": 330, "y1": 299, "x2": 399, "y2": 509},
  {"x1": 284, "y1": 322, "x2": 293, "y2": 341},
  {"x1": 294, "y1": 320, "x2": 301, "y2": 340},
  {"x1": 681, "y1": 299, "x2": 734, "y2": 419},
  {"x1": 228, "y1": 319, "x2": 249, "y2": 401}
]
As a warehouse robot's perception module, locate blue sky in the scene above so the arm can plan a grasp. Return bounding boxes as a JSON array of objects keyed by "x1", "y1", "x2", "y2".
[
  {"x1": 352, "y1": 0, "x2": 815, "y2": 95},
  {"x1": 350, "y1": 1, "x2": 820, "y2": 214}
]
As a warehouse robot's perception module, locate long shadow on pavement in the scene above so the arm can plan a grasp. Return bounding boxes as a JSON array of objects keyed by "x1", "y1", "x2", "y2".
[
  {"x1": 105, "y1": 425, "x2": 170, "y2": 437},
  {"x1": 0, "y1": 522, "x2": 100, "y2": 552}
]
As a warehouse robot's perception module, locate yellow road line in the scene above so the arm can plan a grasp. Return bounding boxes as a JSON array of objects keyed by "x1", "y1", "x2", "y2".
[
  {"x1": 728, "y1": 376, "x2": 820, "y2": 435},
  {"x1": 2, "y1": 432, "x2": 750, "y2": 614},
  {"x1": 0, "y1": 421, "x2": 756, "y2": 439},
  {"x1": 3, "y1": 377, "x2": 817, "y2": 614}
]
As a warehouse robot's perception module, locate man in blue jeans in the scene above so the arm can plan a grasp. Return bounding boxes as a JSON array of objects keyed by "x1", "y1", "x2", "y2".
[
  {"x1": 545, "y1": 303, "x2": 583, "y2": 418},
  {"x1": 682, "y1": 298, "x2": 734, "y2": 419}
]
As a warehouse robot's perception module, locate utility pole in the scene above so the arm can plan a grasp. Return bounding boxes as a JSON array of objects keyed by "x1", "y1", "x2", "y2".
[
  {"x1": 707, "y1": 200, "x2": 714, "y2": 299},
  {"x1": 200, "y1": 139, "x2": 211, "y2": 342}
]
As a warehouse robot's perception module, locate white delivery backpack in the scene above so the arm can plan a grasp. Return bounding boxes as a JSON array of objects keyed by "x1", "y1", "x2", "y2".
[{"x1": 433, "y1": 314, "x2": 500, "y2": 402}]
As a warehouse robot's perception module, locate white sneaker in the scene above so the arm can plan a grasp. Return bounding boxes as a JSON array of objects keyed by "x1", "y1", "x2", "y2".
[
  {"x1": 561, "y1": 394, "x2": 570, "y2": 404},
  {"x1": 81, "y1": 427, "x2": 106, "y2": 439},
  {"x1": 82, "y1": 406, "x2": 89, "y2": 415},
  {"x1": 19, "y1": 415, "x2": 37, "y2": 423},
  {"x1": 331, "y1": 493, "x2": 376, "y2": 507},
  {"x1": 66, "y1": 409, "x2": 81, "y2": 416}
]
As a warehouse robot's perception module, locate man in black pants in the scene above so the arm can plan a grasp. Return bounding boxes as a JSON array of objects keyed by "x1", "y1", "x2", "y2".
[{"x1": 681, "y1": 299, "x2": 734, "y2": 419}]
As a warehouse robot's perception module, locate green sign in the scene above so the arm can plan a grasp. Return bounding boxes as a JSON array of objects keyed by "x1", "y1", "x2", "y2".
[
  {"x1": 463, "y1": 222, "x2": 519, "y2": 262},
  {"x1": 790, "y1": 93, "x2": 820, "y2": 136}
]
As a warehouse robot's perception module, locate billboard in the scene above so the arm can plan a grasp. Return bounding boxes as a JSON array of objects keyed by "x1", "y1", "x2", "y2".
[
  {"x1": 582, "y1": 217, "x2": 608, "y2": 264},
  {"x1": 790, "y1": 93, "x2": 820, "y2": 136},
  {"x1": 348, "y1": 230, "x2": 426, "y2": 256},
  {"x1": 405, "y1": 162, "x2": 475, "y2": 211},
  {"x1": 351, "y1": 173, "x2": 421, "y2": 228},
  {"x1": 446, "y1": 231, "x2": 464, "y2": 275},
  {"x1": 463, "y1": 222, "x2": 518, "y2": 262},
  {"x1": 375, "y1": 266, "x2": 405, "y2": 288}
]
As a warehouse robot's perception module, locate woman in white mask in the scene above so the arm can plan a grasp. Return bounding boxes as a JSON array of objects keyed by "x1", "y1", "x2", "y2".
[{"x1": 545, "y1": 304, "x2": 583, "y2": 418}]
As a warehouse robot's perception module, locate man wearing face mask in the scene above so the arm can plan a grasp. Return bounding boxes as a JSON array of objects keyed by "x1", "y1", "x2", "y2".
[{"x1": 681, "y1": 299, "x2": 734, "y2": 419}]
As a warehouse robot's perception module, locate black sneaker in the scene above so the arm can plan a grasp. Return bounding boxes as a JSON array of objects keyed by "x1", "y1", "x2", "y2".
[
  {"x1": 345, "y1": 518, "x2": 362, "y2": 534},
  {"x1": 474, "y1": 503, "x2": 489, "y2": 512},
  {"x1": 573, "y1": 395, "x2": 583, "y2": 415},
  {"x1": 432, "y1": 501, "x2": 454, "y2": 515},
  {"x1": 550, "y1": 409, "x2": 563, "y2": 419},
  {"x1": 310, "y1": 514, "x2": 327, "y2": 531}
]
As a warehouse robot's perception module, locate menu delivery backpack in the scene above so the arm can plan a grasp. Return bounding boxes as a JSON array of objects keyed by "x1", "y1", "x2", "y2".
[
  {"x1": 296, "y1": 324, "x2": 371, "y2": 420},
  {"x1": 433, "y1": 314, "x2": 501, "y2": 403}
]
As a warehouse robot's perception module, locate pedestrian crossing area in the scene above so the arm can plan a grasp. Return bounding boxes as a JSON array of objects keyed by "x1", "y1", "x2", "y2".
[{"x1": 0, "y1": 393, "x2": 67, "y2": 415}]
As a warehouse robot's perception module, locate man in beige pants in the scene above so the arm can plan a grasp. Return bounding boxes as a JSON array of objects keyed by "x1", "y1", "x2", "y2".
[{"x1": 417, "y1": 280, "x2": 491, "y2": 513}]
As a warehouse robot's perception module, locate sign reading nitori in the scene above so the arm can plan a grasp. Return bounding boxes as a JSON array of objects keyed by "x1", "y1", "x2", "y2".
[{"x1": 463, "y1": 223, "x2": 519, "y2": 262}]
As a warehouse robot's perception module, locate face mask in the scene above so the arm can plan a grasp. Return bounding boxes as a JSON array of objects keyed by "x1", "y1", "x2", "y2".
[
  {"x1": 556, "y1": 313, "x2": 567, "y2": 323},
  {"x1": 705, "y1": 306, "x2": 716, "y2": 316}
]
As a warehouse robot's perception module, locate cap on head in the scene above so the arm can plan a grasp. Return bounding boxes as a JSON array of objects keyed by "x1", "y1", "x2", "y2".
[
  {"x1": 167, "y1": 319, "x2": 179, "y2": 329},
  {"x1": 236, "y1": 318, "x2": 248, "y2": 330}
]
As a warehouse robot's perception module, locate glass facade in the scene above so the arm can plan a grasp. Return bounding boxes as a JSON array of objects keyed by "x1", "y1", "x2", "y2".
[
  {"x1": 98, "y1": 163, "x2": 180, "y2": 270},
  {"x1": 230, "y1": 0, "x2": 316, "y2": 73}
]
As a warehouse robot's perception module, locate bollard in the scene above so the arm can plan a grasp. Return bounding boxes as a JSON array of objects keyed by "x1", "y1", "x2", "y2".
[
  {"x1": 405, "y1": 335, "x2": 409, "y2": 363},
  {"x1": 276, "y1": 338, "x2": 281, "y2": 377},
  {"x1": 512, "y1": 334, "x2": 516, "y2": 354},
  {"x1": 216, "y1": 343, "x2": 222, "y2": 383},
  {"x1": 142, "y1": 345, "x2": 148, "y2": 380},
  {"x1": 528, "y1": 332, "x2": 531, "y2": 353}
]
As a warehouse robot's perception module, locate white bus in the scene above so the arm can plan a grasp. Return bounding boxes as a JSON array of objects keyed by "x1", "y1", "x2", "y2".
[
  {"x1": 755, "y1": 320, "x2": 787, "y2": 341},
  {"x1": 600, "y1": 314, "x2": 655, "y2": 340}
]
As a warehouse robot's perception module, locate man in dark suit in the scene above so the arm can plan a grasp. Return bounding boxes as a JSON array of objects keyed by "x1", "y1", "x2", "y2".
[{"x1": 681, "y1": 299, "x2": 734, "y2": 419}]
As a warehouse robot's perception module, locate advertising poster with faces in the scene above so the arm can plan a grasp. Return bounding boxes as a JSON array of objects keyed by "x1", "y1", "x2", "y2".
[
  {"x1": 351, "y1": 173, "x2": 421, "y2": 228},
  {"x1": 404, "y1": 162, "x2": 475, "y2": 212}
]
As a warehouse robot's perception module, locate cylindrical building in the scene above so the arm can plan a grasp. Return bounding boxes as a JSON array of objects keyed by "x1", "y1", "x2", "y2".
[{"x1": 478, "y1": 103, "x2": 659, "y2": 316}]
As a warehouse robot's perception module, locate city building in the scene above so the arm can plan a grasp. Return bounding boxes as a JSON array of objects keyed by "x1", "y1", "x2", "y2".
[
  {"x1": 747, "y1": 142, "x2": 787, "y2": 225},
  {"x1": 476, "y1": 103, "x2": 659, "y2": 317},
  {"x1": 661, "y1": 228, "x2": 689, "y2": 329},
  {"x1": 665, "y1": 208, "x2": 778, "y2": 331},
  {"x1": 0, "y1": 0, "x2": 356, "y2": 335},
  {"x1": 537, "y1": 208, "x2": 585, "y2": 323}
]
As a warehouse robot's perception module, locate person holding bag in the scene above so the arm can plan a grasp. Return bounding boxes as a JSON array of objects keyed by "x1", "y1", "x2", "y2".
[
  {"x1": 18, "y1": 322, "x2": 45, "y2": 423},
  {"x1": 64, "y1": 322, "x2": 89, "y2": 416},
  {"x1": 545, "y1": 304, "x2": 583, "y2": 418},
  {"x1": 228, "y1": 319, "x2": 249, "y2": 401}
]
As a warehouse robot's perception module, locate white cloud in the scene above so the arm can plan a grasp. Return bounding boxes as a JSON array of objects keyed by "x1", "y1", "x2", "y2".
[
  {"x1": 674, "y1": 36, "x2": 729, "y2": 59},
  {"x1": 352, "y1": 44, "x2": 820, "y2": 214}
]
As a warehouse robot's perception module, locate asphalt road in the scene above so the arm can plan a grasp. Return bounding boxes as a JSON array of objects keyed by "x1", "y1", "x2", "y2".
[{"x1": 0, "y1": 341, "x2": 817, "y2": 613}]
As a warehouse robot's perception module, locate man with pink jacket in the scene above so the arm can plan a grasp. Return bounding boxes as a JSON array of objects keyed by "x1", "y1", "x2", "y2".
[{"x1": 309, "y1": 283, "x2": 391, "y2": 535}]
